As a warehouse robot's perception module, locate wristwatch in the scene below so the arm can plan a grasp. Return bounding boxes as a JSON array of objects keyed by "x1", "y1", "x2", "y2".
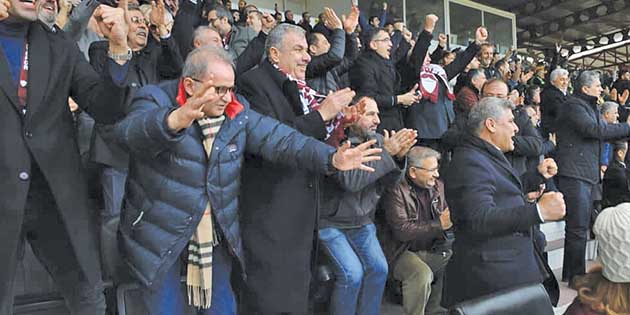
[{"x1": 108, "y1": 48, "x2": 133, "y2": 61}]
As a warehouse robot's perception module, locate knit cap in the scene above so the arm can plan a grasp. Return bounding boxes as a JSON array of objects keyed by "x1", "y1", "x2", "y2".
[{"x1": 594, "y1": 203, "x2": 630, "y2": 283}]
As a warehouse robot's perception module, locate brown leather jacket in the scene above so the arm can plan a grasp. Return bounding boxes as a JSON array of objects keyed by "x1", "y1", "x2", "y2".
[{"x1": 377, "y1": 177, "x2": 448, "y2": 266}]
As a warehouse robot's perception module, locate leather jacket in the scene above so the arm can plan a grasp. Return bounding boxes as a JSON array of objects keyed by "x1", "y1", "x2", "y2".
[{"x1": 377, "y1": 177, "x2": 447, "y2": 266}]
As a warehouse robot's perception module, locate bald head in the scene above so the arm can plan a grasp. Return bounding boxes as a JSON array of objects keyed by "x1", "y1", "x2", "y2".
[
  {"x1": 481, "y1": 79, "x2": 509, "y2": 99},
  {"x1": 193, "y1": 26, "x2": 223, "y2": 49}
]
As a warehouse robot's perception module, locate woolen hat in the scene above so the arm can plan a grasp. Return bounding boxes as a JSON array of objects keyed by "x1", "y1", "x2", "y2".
[{"x1": 594, "y1": 202, "x2": 630, "y2": 283}]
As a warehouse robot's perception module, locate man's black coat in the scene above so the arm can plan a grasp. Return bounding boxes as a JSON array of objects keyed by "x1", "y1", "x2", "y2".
[
  {"x1": 443, "y1": 135, "x2": 545, "y2": 306},
  {"x1": 555, "y1": 92, "x2": 630, "y2": 184},
  {"x1": 0, "y1": 22, "x2": 127, "y2": 286},
  {"x1": 539, "y1": 84, "x2": 566, "y2": 136},
  {"x1": 236, "y1": 59, "x2": 328, "y2": 313}
]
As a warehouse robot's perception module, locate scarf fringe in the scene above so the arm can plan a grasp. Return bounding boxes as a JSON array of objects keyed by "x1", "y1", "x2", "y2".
[{"x1": 187, "y1": 284, "x2": 212, "y2": 309}]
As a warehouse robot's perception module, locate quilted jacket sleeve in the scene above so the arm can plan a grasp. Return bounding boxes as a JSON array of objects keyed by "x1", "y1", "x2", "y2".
[
  {"x1": 114, "y1": 85, "x2": 185, "y2": 158},
  {"x1": 244, "y1": 107, "x2": 336, "y2": 175}
]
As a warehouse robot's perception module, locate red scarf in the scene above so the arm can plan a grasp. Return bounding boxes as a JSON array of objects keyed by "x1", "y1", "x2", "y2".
[
  {"x1": 418, "y1": 64, "x2": 455, "y2": 104},
  {"x1": 176, "y1": 79, "x2": 243, "y2": 119}
]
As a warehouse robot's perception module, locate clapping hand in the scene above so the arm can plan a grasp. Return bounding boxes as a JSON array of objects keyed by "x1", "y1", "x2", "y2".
[
  {"x1": 383, "y1": 129, "x2": 417, "y2": 158},
  {"x1": 322, "y1": 7, "x2": 342, "y2": 30},
  {"x1": 0, "y1": 0, "x2": 10, "y2": 21},
  {"x1": 332, "y1": 139, "x2": 383, "y2": 172},
  {"x1": 619, "y1": 89, "x2": 629, "y2": 105},
  {"x1": 342, "y1": 4, "x2": 359, "y2": 34},
  {"x1": 151, "y1": 0, "x2": 171, "y2": 36},
  {"x1": 319, "y1": 88, "x2": 356, "y2": 121}
]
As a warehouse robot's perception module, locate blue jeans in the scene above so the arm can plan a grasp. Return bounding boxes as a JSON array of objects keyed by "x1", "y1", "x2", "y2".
[
  {"x1": 319, "y1": 224, "x2": 388, "y2": 315},
  {"x1": 141, "y1": 243, "x2": 236, "y2": 315},
  {"x1": 558, "y1": 176, "x2": 593, "y2": 280}
]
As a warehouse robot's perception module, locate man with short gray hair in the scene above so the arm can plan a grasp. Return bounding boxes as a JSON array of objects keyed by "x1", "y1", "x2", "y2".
[
  {"x1": 237, "y1": 22, "x2": 361, "y2": 313},
  {"x1": 115, "y1": 45, "x2": 382, "y2": 314},
  {"x1": 540, "y1": 67, "x2": 569, "y2": 135},
  {"x1": 443, "y1": 97, "x2": 566, "y2": 306},
  {"x1": 379, "y1": 145, "x2": 453, "y2": 315},
  {"x1": 555, "y1": 70, "x2": 630, "y2": 286}
]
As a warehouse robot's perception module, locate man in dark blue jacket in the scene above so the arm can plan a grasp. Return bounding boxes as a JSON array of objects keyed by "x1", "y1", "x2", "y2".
[
  {"x1": 443, "y1": 97, "x2": 565, "y2": 307},
  {"x1": 555, "y1": 70, "x2": 630, "y2": 284},
  {"x1": 115, "y1": 46, "x2": 382, "y2": 315}
]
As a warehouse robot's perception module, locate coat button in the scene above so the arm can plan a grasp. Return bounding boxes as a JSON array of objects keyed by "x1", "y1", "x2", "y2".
[
  {"x1": 167, "y1": 250, "x2": 172, "y2": 255},
  {"x1": 308, "y1": 183, "x2": 313, "y2": 188},
  {"x1": 25, "y1": 132, "x2": 33, "y2": 138},
  {"x1": 187, "y1": 216, "x2": 193, "y2": 222},
  {"x1": 19, "y1": 172, "x2": 29, "y2": 181}
]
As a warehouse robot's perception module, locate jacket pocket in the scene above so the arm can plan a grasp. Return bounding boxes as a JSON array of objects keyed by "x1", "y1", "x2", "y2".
[{"x1": 129, "y1": 201, "x2": 153, "y2": 229}]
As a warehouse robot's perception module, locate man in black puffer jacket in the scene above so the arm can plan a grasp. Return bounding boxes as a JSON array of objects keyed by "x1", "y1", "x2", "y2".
[
  {"x1": 555, "y1": 70, "x2": 630, "y2": 285},
  {"x1": 115, "y1": 46, "x2": 381, "y2": 315}
]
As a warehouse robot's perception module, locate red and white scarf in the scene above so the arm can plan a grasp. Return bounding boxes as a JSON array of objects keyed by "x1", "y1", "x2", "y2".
[
  {"x1": 275, "y1": 65, "x2": 354, "y2": 146},
  {"x1": 419, "y1": 64, "x2": 456, "y2": 104}
]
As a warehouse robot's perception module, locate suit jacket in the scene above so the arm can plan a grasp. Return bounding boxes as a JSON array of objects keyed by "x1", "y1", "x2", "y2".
[
  {"x1": 236, "y1": 59, "x2": 327, "y2": 312},
  {"x1": 443, "y1": 135, "x2": 544, "y2": 306},
  {"x1": 0, "y1": 21, "x2": 128, "y2": 285}
]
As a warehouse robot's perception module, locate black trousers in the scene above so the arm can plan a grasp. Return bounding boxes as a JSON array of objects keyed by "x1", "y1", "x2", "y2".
[
  {"x1": 558, "y1": 176, "x2": 594, "y2": 281},
  {"x1": 0, "y1": 165, "x2": 106, "y2": 315}
]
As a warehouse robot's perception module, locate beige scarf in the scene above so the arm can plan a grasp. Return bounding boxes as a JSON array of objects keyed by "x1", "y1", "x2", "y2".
[{"x1": 187, "y1": 115, "x2": 225, "y2": 308}]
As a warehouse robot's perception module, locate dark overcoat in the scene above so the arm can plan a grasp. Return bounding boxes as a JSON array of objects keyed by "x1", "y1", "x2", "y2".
[{"x1": 0, "y1": 21, "x2": 127, "y2": 285}]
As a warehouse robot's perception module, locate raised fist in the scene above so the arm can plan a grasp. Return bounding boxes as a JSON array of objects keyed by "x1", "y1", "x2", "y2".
[
  {"x1": 475, "y1": 26, "x2": 488, "y2": 44},
  {"x1": 424, "y1": 14, "x2": 438, "y2": 33}
]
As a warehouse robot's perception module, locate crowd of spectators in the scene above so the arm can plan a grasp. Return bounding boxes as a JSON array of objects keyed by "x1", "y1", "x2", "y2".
[{"x1": 1, "y1": 0, "x2": 630, "y2": 314}]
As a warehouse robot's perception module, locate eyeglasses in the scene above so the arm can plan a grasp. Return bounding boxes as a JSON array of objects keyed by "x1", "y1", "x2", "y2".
[
  {"x1": 130, "y1": 16, "x2": 149, "y2": 26},
  {"x1": 190, "y1": 78, "x2": 234, "y2": 96},
  {"x1": 410, "y1": 165, "x2": 439, "y2": 173}
]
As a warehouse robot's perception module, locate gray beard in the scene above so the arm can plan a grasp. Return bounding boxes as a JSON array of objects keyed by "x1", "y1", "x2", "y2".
[{"x1": 38, "y1": 12, "x2": 57, "y2": 27}]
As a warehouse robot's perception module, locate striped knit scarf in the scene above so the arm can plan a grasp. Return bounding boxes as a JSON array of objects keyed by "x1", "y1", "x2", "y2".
[
  {"x1": 273, "y1": 64, "x2": 353, "y2": 146},
  {"x1": 186, "y1": 115, "x2": 225, "y2": 309}
]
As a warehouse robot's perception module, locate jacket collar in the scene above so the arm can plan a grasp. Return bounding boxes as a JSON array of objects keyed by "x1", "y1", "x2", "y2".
[
  {"x1": 260, "y1": 59, "x2": 306, "y2": 117},
  {"x1": 462, "y1": 135, "x2": 522, "y2": 187},
  {"x1": 574, "y1": 91, "x2": 599, "y2": 105},
  {"x1": 175, "y1": 79, "x2": 244, "y2": 120}
]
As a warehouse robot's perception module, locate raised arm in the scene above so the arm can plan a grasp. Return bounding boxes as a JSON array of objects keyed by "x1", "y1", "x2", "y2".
[
  {"x1": 443, "y1": 27, "x2": 485, "y2": 80},
  {"x1": 62, "y1": 0, "x2": 100, "y2": 41}
]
